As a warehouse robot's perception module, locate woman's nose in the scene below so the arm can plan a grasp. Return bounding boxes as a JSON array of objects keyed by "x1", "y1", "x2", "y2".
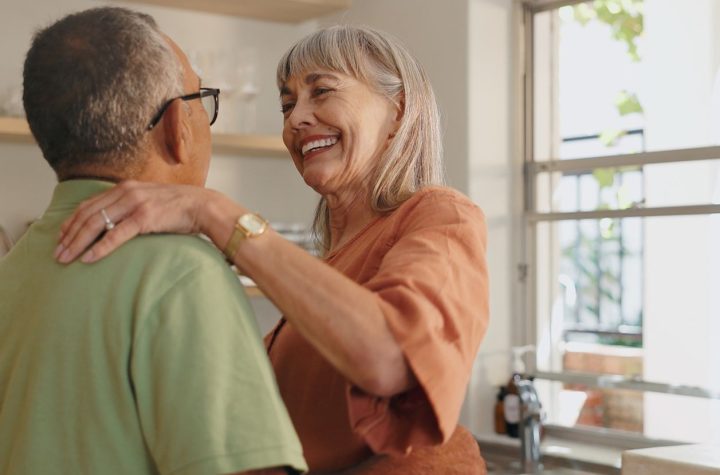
[{"x1": 287, "y1": 98, "x2": 316, "y2": 129}]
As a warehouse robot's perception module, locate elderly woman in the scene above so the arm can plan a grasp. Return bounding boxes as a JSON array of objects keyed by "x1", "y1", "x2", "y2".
[{"x1": 58, "y1": 25, "x2": 489, "y2": 474}]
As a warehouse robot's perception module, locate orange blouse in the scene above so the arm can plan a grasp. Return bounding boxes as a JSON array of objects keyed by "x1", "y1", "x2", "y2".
[{"x1": 266, "y1": 187, "x2": 489, "y2": 473}]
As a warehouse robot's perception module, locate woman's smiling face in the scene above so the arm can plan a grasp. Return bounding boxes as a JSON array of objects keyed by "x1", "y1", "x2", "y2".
[{"x1": 280, "y1": 70, "x2": 400, "y2": 198}]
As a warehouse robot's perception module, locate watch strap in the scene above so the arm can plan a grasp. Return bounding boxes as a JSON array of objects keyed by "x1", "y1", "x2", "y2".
[
  {"x1": 223, "y1": 213, "x2": 268, "y2": 261},
  {"x1": 223, "y1": 222, "x2": 249, "y2": 260}
]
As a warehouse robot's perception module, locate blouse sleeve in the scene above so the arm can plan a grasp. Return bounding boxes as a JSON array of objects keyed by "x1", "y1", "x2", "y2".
[{"x1": 346, "y1": 189, "x2": 490, "y2": 455}]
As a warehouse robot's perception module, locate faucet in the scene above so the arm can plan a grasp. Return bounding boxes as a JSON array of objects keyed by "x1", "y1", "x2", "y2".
[{"x1": 515, "y1": 375, "x2": 542, "y2": 473}]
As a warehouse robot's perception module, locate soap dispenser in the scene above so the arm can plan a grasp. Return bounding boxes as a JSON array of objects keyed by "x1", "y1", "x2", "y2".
[
  {"x1": 503, "y1": 374, "x2": 520, "y2": 438},
  {"x1": 494, "y1": 386, "x2": 507, "y2": 434},
  {"x1": 503, "y1": 346, "x2": 534, "y2": 438}
]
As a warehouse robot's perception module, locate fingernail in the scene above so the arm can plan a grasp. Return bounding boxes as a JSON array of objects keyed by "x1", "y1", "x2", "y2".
[
  {"x1": 81, "y1": 250, "x2": 95, "y2": 263},
  {"x1": 54, "y1": 243, "x2": 65, "y2": 259},
  {"x1": 58, "y1": 248, "x2": 72, "y2": 264}
]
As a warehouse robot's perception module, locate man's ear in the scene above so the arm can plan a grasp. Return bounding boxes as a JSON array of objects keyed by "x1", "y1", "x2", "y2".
[{"x1": 162, "y1": 99, "x2": 193, "y2": 165}]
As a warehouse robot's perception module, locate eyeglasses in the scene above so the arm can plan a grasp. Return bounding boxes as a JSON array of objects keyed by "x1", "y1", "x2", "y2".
[{"x1": 147, "y1": 87, "x2": 220, "y2": 130}]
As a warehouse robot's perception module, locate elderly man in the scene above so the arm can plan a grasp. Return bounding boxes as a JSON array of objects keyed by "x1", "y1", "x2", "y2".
[{"x1": 0, "y1": 7, "x2": 306, "y2": 475}]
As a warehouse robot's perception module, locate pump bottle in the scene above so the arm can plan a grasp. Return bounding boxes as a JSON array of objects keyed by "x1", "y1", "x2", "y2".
[
  {"x1": 494, "y1": 386, "x2": 507, "y2": 434},
  {"x1": 503, "y1": 346, "x2": 534, "y2": 438}
]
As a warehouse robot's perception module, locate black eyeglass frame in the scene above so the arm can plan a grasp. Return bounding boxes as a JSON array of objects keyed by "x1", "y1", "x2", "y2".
[{"x1": 147, "y1": 87, "x2": 220, "y2": 130}]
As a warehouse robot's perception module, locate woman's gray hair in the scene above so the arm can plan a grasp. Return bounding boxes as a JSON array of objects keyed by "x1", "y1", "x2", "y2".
[
  {"x1": 23, "y1": 7, "x2": 184, "y2": 177},
  {"x1": 277, "y1": 25, "x2": 445, "y2": 254}
]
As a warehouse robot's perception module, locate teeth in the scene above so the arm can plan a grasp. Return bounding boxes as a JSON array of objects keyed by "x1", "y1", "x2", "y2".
[{"x1": 301, "y1": 136, "x2": 338, "y2": 156}]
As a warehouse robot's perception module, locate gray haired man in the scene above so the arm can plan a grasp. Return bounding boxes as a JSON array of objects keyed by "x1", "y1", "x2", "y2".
[{"x1": 0, "y1": 7, "x2": 306, "y2": 475}]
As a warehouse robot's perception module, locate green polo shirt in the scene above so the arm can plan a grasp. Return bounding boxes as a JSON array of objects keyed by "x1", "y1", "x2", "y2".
[{"x1": 0, "y1": 180, "x2": 306, "y2": 475}]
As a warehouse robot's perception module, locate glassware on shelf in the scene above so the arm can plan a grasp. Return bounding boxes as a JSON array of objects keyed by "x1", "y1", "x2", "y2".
[
  {"x1": 189, "y1": 49, "x2": 234, "y2": 133},
  {"x1": 273, "y1": 222, "x2": 316, "y2": 255},
  {"x1": 0, "y1": 85, "x2": 24, "y2": 118},
  {"x1": 187, "y1": 47, "x2": 259, "y2": 134},
  {"x1": 235, "y1": 48, "x2": 259, "y2": 134}
]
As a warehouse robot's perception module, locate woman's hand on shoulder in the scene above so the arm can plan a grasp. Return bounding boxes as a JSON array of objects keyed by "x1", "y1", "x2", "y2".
[{"x1": 56, "y1": 180, "x2": 210, "y2": 264}]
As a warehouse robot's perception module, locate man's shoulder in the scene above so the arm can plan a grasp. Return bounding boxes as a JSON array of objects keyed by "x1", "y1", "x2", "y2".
[
  {"x1": 118, "y1": 233, "x2": 233, "y2": 281},
  {"x1": 109, "y1": 233, "x2": 245, "y2": 313},
  {"x1": 127, "y1": 233, "x2": 220, "y2": 259}
]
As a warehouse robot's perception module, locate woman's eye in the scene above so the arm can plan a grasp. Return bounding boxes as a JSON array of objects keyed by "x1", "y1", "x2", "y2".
[
  {"x1": 313, "y1": 87, "x2": 332, "y2": 97},
  {"x1": 280, "y1": 102, "x2": 294, "y2": 114}
]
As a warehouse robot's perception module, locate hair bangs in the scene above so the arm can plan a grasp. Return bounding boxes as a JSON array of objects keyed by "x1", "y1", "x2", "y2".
[{"x1": 277, "y1": 27, "x2": 368, "y2": 88}]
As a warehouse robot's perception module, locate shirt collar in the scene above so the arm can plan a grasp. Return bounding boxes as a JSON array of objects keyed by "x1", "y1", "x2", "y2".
[{"x1": 45, "y1": 179, "x2": 116, "y2": 214}]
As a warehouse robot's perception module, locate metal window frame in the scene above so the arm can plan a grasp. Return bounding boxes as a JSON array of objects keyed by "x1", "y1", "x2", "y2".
[
  {"x1": 534, "y1": 371, "x2": 720, "y2": 400},
  {"x1": 523, "y1": 0, "x2": 591, "y2": 14},
  {"x1": 519, "y1": 0, "x2": 720, "y2": 444},
  {"x1": 528, "y1": 146, "x2": 720, "y2": 220},
  {"x1": 528, "y1": 204, "x2": 720, "y2": 222},
  {"x1": 529, "y1": 145, "x2": 720, "y2": 174}
]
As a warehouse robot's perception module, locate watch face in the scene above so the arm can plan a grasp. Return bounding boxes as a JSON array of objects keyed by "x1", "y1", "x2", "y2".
[{"x1": 239, "y1": 213, "x2": 266, "y2": 235}]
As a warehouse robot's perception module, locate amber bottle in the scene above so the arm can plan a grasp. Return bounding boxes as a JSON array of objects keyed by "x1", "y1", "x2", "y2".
[
  {"x1": 494, "y1": 387, "x2": 507, "y2": 434},
  {"x1": 503, "y1": 374, "x2": 521, "y2": 438}
]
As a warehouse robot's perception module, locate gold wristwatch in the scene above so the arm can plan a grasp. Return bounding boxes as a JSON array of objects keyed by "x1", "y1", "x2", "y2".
[{"x1": 223, "y1": 212, "x2": 268, "y2": 260}]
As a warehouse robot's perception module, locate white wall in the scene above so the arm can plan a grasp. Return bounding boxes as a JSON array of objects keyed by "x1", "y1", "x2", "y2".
[
  {"x1": 466, "y1": 0, "x2": 518, "y2": 435},
  {"x1": 1, "y1": 0, "x2": 519, "y2": 437}
]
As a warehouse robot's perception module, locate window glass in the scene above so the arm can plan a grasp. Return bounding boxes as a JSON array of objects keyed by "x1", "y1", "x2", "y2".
[
  {"x1": 534, "y1": 214, "x2": 720, "y2": 442},
  {"x1": 533, "y1": 1, "x2": 720, "y2": 162},
  {"x1": 535, "y1": 158, "x2": 720, "y2": 213},
  {"x1": 528, "y1": 0, "x2": 720, "y2": 446},
  {"x1": 535, "y1": 380, "x2": 720, "y2": 443}
]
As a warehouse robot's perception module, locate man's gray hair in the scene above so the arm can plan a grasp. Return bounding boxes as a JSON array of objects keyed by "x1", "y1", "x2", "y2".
[{"x1": 23, "y1": 7, "x2": 184, "y2": 177}]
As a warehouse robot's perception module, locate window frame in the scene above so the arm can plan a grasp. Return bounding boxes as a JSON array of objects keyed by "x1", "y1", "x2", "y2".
[{"x1": 519, "y1": 0, "x2": 720, "y2": 446}]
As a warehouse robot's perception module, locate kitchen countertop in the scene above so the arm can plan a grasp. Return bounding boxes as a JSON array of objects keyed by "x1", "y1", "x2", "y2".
[
  {"x1": 621, "y1": 444, "x2": 720, "y2": 475},
  {"x1": 476, "y1": 432, "x2": 623, "y2": 471}
]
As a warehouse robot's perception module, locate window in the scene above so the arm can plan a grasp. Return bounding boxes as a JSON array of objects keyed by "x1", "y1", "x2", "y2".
[{"x1": 522, "y1": 0, "x2": 720, "y2": 445}]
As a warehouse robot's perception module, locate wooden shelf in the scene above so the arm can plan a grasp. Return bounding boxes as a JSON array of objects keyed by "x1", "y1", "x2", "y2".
[
  {"x1": 0, "y1": 116, "x2": 288, "y2": 157},
  {"x1": 213, "y1": 132, "x2": 288, "y2": 157},
  {"x1": 116, "y1": 0, "x2": 351, "y2": 23},
  {"x1": 0, "y1": 116, "x2": 33, "y2": 144},
  {"x1": 239, "y1": 274, "x2": 265, "y2": 298},
  {"x1": 244, "y1": 286, "x2": 265, "y2": 298}
]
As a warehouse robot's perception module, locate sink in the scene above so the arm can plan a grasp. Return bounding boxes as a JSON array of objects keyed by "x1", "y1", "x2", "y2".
[{"x1": 479, "y1": 439, "x2": 620, "y2": 475}]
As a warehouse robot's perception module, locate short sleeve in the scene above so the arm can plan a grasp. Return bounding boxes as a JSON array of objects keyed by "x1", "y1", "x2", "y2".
[
  {"x1": 347, "y1": 190, "x2": 489, "y2": 455},
  {"x1": 130, "y1": 263, "x2": 307, "y2": 475}
]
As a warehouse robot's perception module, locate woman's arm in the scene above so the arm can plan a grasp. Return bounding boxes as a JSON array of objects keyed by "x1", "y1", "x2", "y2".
[
  {"x1": 203, "y1": 193, "x2": 416, "y2": 397},
  {"x1": 57, "y1": 181, "x2": 415, "y2": 397}
]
